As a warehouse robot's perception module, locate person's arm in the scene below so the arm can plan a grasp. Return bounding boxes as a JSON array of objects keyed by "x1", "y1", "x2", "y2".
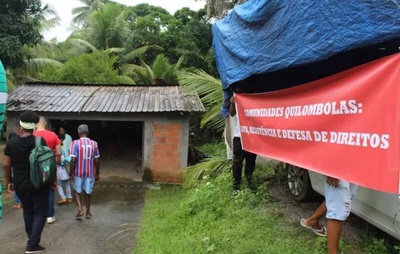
[
  {"x1": 70, "y1": 157, "x2": 76, "y2": 177},
  {"x1": 94, "y1": 158, "x2": 100, "y2": 183},
  {"x1": 53, "y1": 134, "x2": 62, "y2": 164},
  {"x1": 94, "y1": 142, "x2": 100, "y2": 182},
  {"x1": 69, "y1": 141, "x2": 77, "y2": 178},
  {"x1": 229, "y1": 96, "x2": 236, "y2": 117},
  {"x1": 3, "y1": 155, "x2": 12, "y2": 192},
  {"x1": 55, "y1": 144, "x2": 62, "y2": 164}
]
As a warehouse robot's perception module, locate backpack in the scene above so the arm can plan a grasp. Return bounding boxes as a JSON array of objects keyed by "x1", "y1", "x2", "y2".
[{"x1": 29, "y1": 137, "x2": 56, "y2": 189}]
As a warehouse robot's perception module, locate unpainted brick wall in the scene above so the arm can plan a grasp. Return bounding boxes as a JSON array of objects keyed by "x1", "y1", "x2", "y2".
[{"x1": 150, "y1": 122, "x2": 183, "y2": 183}]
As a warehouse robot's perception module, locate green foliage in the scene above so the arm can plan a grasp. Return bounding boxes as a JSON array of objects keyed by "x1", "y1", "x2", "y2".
[
  {"x1": 162, "y1": 7, "x2": 215, "y2": 74},
  {"x1": 312, "y1": 237, "x2": 349, "y2": 254},
  {"x1": 135, "y1": 173, "x2": 337, "y2": 254},
  {"x1": 40, "y1": 51, "x2": 133, "y2": 84},
  {"x1": 182, "y1": 142, "x2": 228, "y2": 189},
  {"x1": 0, "y1": 0, "x2": 47, "y2": 67},
  {"x1": 84, "y1": 3, "x2": 131, "y2": 50},
  {"x1": 182, "y1": 158, "x2": 230, "y2": 188},
  {"x1": 6, "y1": 42, "x2": 63, "y2": 87},
  {"x1": 178, "y1": 70, "x2": 224, "y2": 133},
  {"x1": 364, "y1": 236, "x2": 389, "y2": 253},
  {"x1": 197, "y1": 142, "x2": 226, "y2": 158},
  {"x1": 128, "y1": 54, "x2": 183, "y2": 85},
  {"x1": 72, "y1": 0, "x2": 110, "y2": 25}
]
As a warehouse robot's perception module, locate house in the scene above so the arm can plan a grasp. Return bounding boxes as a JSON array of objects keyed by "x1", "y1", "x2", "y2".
[{"x1": 6, "y1": 83, "x2": 205, "y2": 183}]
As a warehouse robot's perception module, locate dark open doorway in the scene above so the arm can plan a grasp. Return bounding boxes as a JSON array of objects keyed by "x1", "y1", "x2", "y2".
[{"x1": 50, "y1": 120, "x2": 144, "y2": 182}]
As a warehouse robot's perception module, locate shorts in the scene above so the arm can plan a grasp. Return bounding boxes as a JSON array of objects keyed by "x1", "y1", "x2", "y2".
[
  {"x1": 325, "y1": 177, "x2": 358, "y2": 221},
  {"x1": 74, "y1": 177, "x2": 95, "y2": 194}
]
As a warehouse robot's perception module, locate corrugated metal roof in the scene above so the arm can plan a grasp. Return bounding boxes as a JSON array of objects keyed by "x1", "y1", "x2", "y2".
[{"x1": 7, "y1": 84, "x2": 205, "y2": 113}]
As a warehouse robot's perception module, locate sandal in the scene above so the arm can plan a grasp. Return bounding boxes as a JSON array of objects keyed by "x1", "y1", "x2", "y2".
[
  {"x1": 76, "y1": 210, "x2": 84, "y2": 220},
  {"x1": 300, "y1": 218, "x2": 327, "y2": 237}
]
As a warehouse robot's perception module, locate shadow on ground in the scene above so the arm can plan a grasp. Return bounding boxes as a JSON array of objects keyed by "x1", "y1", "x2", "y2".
[{"x1": 0, "y1": 186, "x2": 146, "y2": 254}]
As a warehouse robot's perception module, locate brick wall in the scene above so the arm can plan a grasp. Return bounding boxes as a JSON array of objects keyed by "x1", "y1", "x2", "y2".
[{"x1": 149, "y1": 122, "x2": 183, "y2": 183}]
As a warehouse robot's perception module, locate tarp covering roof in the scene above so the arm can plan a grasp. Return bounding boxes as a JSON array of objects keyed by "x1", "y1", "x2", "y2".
[{"x1": 213, "y1": 0, "x2": 400, "y2": 91}]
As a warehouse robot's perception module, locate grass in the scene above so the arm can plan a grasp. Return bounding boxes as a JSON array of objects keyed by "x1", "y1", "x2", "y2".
[
  {"x1": 136, "y1": 142, "x2": 397, "y2": 253},
  {"x1": 197, "y1": 142, "x2": 226, "y2": 158},
  {"x1": 135, "y1": 173, "x2": 335, "y2": 254}
]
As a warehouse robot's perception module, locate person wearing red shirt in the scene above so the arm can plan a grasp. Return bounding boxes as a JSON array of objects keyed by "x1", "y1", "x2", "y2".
[{"x1": 34, "y1": 116, "x2": 61, "y2": 224}]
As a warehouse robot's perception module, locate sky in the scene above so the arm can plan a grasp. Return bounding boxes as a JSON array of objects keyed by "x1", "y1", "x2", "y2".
[{"x1": 42, "y1": 0, "x2": 206, "y2": 42}]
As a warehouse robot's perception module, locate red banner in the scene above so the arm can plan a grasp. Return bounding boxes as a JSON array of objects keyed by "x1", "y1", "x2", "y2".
[{"x1": 236, "y1": 53, "x2": 400, "y2": 194}]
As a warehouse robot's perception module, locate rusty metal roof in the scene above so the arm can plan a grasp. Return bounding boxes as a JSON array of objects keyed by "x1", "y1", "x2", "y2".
[{"x1": 7, "y1": 84, "x2": 205, "y2": 113}]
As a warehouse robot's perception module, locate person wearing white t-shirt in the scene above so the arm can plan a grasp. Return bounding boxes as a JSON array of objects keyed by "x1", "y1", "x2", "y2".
[{"x1": 229, "y1": 95, "x2": 257, "y2": 195}]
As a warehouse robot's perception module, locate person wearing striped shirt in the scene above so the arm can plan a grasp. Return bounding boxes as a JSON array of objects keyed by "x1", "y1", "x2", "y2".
[{"x1": 69, "y1": 124, "x2": 100, "y2": 220}]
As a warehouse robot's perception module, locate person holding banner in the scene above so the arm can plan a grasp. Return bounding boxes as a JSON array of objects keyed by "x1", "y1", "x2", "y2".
[
  {"x1": 301, "y1": 177, "x2": 357, "y2": 254},
  {"x1": 229, "y1": 94, "x2": 257, "y2": 195}
]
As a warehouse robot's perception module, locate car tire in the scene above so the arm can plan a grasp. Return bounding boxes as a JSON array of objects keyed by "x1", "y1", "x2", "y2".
[{"x1": 286, "y1": 164, "x2": 315, "y2": 202}]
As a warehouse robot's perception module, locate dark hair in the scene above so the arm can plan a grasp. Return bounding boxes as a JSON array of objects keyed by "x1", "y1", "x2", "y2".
[{"x1": 19, "y1": 111, "x2": 39, "y2": 124}]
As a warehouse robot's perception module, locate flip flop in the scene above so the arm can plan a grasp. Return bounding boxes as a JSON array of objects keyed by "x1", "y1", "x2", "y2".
[
  {"x1": 86, "y1": 213, "x2": 92, "y2": 219},
  {"x1": 300, "y1": 218, "x2": 327, "y2": 237},
  {"x1": 76, "y1": 210, "x2": 84, "y2": 220}
]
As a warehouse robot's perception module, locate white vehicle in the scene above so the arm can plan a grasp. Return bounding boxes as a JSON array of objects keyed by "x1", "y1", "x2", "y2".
[{"x1": 287, "y1": 165, "x2": 400, "y2": 240}]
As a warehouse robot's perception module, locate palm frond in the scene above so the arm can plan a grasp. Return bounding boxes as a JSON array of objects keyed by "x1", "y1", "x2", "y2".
[
  {"x1": 21, "y1": 58, "x2": 63, "y2": 73},
  {"x1": 5, "y1": 70, "x2": 17, "y2": 92},
  {"x1": 72, "y1": 6, "x2": 90, "y2": 16},
  {"x1": 124, "y1": 63, "x2": 153, "y2": 84},
  {"x1": 200, "y1": 104, "x2": 224, "y2": 132},
  {"x1": 118, "y1": 75, "x2": 135, "y2": 84},
  {"x1": 121, "y1": 45, "x2": 164, "y2": 63},
  {"x1": 152, "y1": 54, "x2": 171, "y2": 78},
  {"x1": 182, "y1": 158, "x2": 230, "y2": 188},
  {"x1": 178, "y1": 69, "x2": 224, "y2": 132},
  {"x1": 105, "y1": 47, "x2": 126, "y2": 54},
  {"x1": 66, "y1": 38, "x2": 98, "y2": 54},
  {"x1": 109, "y1": 11, "x2": 131, "y2": 44},
  {"x1": 178, "y1": 69, "x2": 222, "y2": 107}
]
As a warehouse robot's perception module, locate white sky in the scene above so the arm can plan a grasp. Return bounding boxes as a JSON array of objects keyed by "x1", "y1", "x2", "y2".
[{"x1": 42, "y1": 0, "x2": 206, "y2": 42}]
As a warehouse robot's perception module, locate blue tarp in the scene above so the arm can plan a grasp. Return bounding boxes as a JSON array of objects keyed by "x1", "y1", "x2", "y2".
[{"x1": 213, "y1": 0, "x2": 400, "y2": 103}]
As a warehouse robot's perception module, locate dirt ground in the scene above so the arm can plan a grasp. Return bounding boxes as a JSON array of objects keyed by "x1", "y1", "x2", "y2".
[{"x1": 0, "y1": 186, "x2": 146, "y2": 254}]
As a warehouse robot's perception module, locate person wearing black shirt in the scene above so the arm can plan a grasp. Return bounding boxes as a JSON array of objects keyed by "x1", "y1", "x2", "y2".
[{"x1": 3, "y1": 111, "x2": 48, "y2": 254}]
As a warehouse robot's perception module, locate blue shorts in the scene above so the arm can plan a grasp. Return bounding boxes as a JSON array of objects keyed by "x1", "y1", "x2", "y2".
[
  {"x1": 325, "y1": 177, "x2": 358, "y2": 221},
  {"x1": 74, "y1": 177, "x2": 95, "y2": 195}
]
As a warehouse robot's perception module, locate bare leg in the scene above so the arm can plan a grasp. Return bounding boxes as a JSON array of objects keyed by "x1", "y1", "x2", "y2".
[
  {"x1": 304, "y1": 201, "x2": 327, "y2": 229},
  {"x1": 327, "y1": 219, "x2": 343, "y2": 254},
  {"x1": 74, "y1": 190, "x2": 83, "y2": 218},
  {"x1": 85, "y1": 193, "x2": 92, "y2": 219}
]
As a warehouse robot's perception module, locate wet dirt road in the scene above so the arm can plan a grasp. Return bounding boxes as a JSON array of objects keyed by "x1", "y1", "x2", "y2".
[{"x1": 0, "y1": 185, "x2": 146, "y2": 254}]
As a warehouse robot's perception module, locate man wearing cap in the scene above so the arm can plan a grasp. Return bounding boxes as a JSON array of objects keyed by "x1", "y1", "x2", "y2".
[
  {"x1": 69, "y1": 124, "x2": 100, "y2": 219},
  {"x1": 3, "y1": 111, "x2": 48, "y2": 253}
]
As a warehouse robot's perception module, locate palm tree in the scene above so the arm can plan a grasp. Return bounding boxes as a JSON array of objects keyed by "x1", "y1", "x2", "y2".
[
  {"x1": 178, "y1": 69, "x2": 229, "y2": 188},
  {"x1": 8, "y1": 42, "x2": 63, "y2": 87},
  {"x1": 72, "y1": 0, "x2": 109, "y2": 25},
  {"x1": 6, "y1": 4, "x2": 63, "y2": 88},
  {"x1": 178, "y1": 69, "x2": 224, "y2": 133},
  {"x1": 126, "y1": 54, "x2": 183, "y2": 85},
  {"x1": 77, "y1": 3, "x2": 130, "y2": 50}
]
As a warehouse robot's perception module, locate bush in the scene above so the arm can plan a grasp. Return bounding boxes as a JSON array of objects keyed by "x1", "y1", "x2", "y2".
[{"x1": 40, "y1": 51, "x2": 134, "y2": 84}]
